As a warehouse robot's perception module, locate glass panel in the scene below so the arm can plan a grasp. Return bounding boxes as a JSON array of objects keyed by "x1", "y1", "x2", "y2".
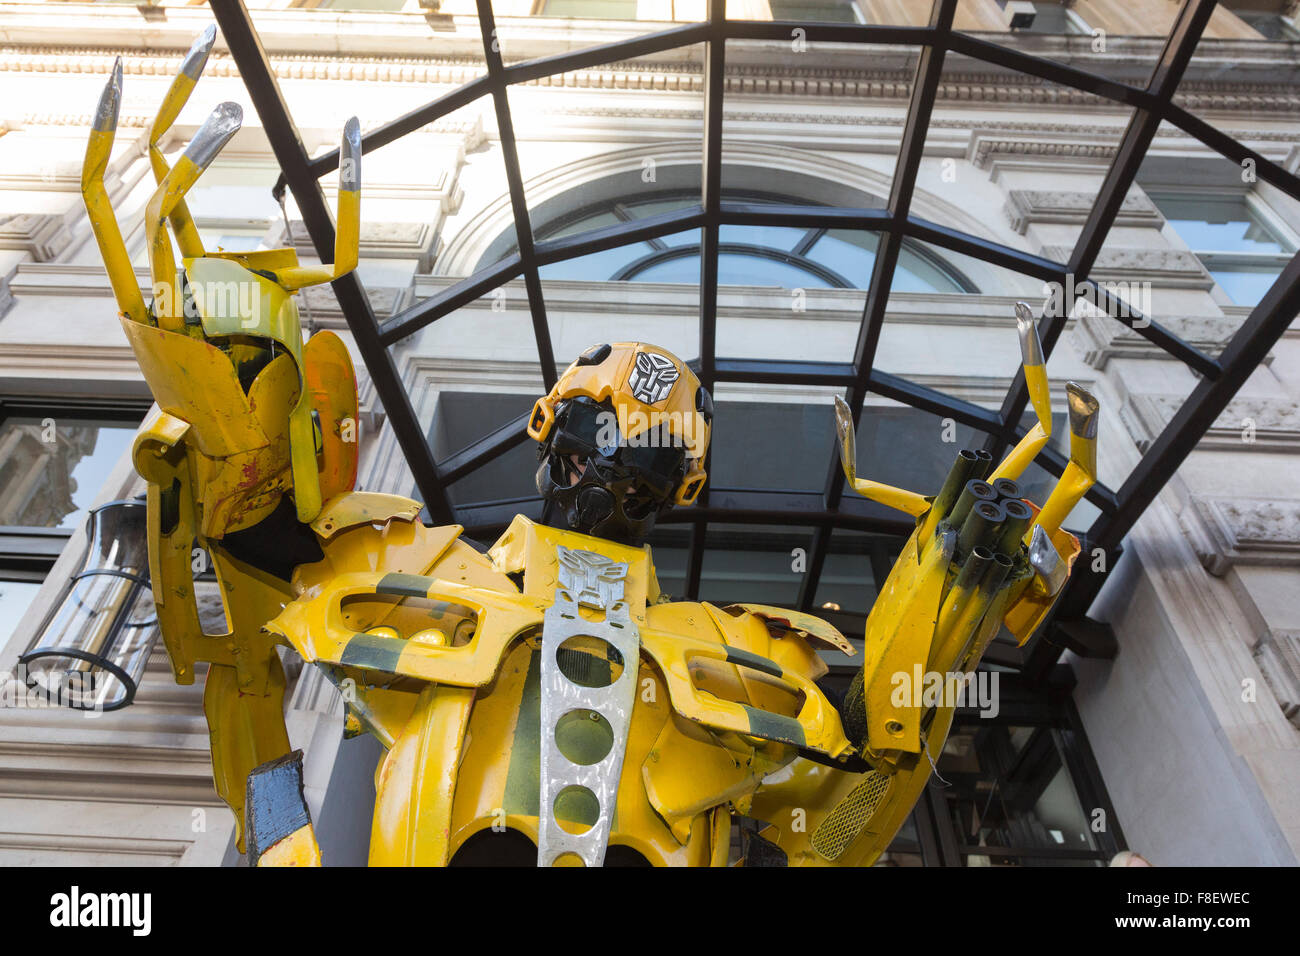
[
  {"x1": 814, "y1": 528, "x2": 890, "y2": 616},
  {"x1": 540, "y1": 0, "x2": 639, "y2": 17},
  {"x1": 645, "y1": 525, "x2": 688, "y2": 599},
  {"x1": 722, "y1": 39, "x2": 919, "y2": 199},
  {"x1": 504, "y1": 44, "x2": 705, "y2": 217},
  {"x1": 432, "y1": 392, "x2": 540, "y2": 506},
  {"x1": 853, "y1": 398, "x2": 988, "y2": 494},
  {"x1": 732, "y1": 0, "x2": 915, "y2": 25},
  {"x1": 0, "y1": 418, "x2": 138, "y2": 530},
  {"x1": 961, "y1": 3, "x2": 1162, "y2": 86},
  {"x1": 698, "y1": 523, "x2": 815, "y2": 607},
  {"x1": 708, "y1": 393, "x2": 837, "y2": 492},
  {"x1": 488, "y1": 0, "x2": 685, "y2": 59},
  {"x1": 918, "y1": 52, "x2": 1137, "y2": 259},
  {"x1": 1130, "y1": 122, "x2": 1300, "y2": 347},
  {"x1": 875, "y1": 811, "x2": 924, "y2": 867},
  {"x1": 718, "y1": 224, "x2": 811, "y2": 253},
  {"x1": 806, "y1": 230, "x2": 877, "y2": 288},
  {"x1": 1206, "y1": 265, "x2": 1285, "y2": 307},
  {"x1": 1179, "y1": 3, "x2": 1300, "y2": 156}
]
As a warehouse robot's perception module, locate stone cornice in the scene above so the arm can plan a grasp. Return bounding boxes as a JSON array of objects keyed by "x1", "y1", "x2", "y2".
[{"x1": 3, "y1": 33, "x2": 1300, "y2": 117}]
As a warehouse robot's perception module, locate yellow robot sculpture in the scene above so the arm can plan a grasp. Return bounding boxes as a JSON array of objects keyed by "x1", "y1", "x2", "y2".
[{"x1": 84, "y1": 30, "x2": 1100, "y2": 867}]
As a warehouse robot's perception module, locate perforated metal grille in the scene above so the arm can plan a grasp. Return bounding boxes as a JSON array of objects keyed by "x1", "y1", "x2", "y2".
[{"x1": 810, "y1": 771, "x2": 892, "y2": 861}]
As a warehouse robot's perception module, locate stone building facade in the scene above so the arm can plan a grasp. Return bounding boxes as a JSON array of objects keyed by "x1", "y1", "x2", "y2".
[{"x1": 0, "y1": 0, "x2": 1297, "y2": 864}]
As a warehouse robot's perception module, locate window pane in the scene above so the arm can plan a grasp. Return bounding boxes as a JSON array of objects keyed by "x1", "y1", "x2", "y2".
[
  {"x1": 1150, "y1": 193, "x2": 1288, "y2": 253},
  {"x1": 0, "y1": 419, "x2": 137, "y2": 529},
  {"x1": 716, "y1": 253, "x2": 832, "y2": 288},
  {"x1": 0, "y1": 580, "x2": 40, "y2": 646},
  {"x1": 1209, "y1": 266, "x2": 1284, "y2": 307},
  {"x1": 718, "y1": 224, "x2": 811, "y2": 252},
  {"x1": 628, "y1": 254, "x2": 702, "y2": 284}
]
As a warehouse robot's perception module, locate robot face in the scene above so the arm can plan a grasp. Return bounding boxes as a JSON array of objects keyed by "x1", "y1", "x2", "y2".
[
  {"x1": 530, "y1": 343, "x2": 712, "y2": 543},
  {"x1": 537, "y1": 397, "x2": 688, "y2": 544}
]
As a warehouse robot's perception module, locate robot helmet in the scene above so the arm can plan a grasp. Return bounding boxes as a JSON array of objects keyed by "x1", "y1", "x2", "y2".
[{"x1": 528, "y1": 342, "x2": 712, "y2": 544}]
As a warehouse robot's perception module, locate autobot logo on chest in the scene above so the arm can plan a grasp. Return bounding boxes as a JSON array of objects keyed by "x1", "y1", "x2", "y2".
[
  {"x1": 556, "y1": 546, "x2": 627, "y2": 611},
  {"x1": 628, "y1": 352, "x2": 679, "y2": 405}
]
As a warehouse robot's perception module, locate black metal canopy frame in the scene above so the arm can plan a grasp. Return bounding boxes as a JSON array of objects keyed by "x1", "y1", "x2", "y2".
[{"x1": 209, "y1": 0, "x2": 1300, "y2": 683}]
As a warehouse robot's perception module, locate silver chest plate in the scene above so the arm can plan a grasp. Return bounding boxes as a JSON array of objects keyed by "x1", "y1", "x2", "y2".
[{"x1": 536, "y1": 545, "x2": 640, "y2": 867}]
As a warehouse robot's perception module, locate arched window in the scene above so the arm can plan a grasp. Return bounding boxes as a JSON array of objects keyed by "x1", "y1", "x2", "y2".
[{"x1": 492, "y1": 190, "x2": 976, "y2": 292}]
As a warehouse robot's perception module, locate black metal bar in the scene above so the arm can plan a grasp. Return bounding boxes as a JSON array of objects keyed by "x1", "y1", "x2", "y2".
[
  {"x1": 1086, "y1": 284, "x2": 1221, "y2": 379},
  {"x1": 379, "y1": 255, "x2": 523, "y2": 346},
  {"x1": 476, "y1": 0, "x2": 558, "y2": 391},
  {"x1": 1056, "y1": 701, "x2": 1128, "y2": 853},
  {"x1": 0, "y1": 396, "x2": 153, "y2": 423},
  {"x1": 720, "y1": 202, "x2": 891, "y2": 231},
  {"x1": 868, "y1": 369, "x2": 1002, "y2": 434},
  {"x1": 0, "y1": 526, "x2": 72, "y2": 579},
  {"x1": 503, "y1": 22, "x2": 711, "y2": 86},
  {"x1": 210, "y1": 0, "x2": 456, "y2": 525},
  {"x1": 903, "y1": 215, "x2": 1067, "y2": 284},
  {"x1": 698, "y1": 0, "x2": 726, "y2": 391},
  {"x1": 684, "y1": 520, "x2": 705, "y2": 600},
  {"x1": 661, "y1": 489, "x2": 914, "y2": 536},
  {"x1": 925, "y1": 781, "x2": 963, "y2": 866},
  {"x1": 796, "y1": 523, "x2": 830, "y2": 611},
  {"x1": 1162, "y1": 101, "x2": 1300, "y2": 207},
  {"x1": 1092, "y1": 250, "x2": 1300, "y2": 556},
  {"x1": 712, "y1": 358, "x2": 856, "y2": 386},
  {"x1": 995, "y1": 0, "x2": 1218, "y2": 482}
]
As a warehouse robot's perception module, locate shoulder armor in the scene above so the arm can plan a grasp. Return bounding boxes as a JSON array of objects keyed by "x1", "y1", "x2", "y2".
[{"x1": 722, "y1": 604, "x2": 856, "y2": 656}]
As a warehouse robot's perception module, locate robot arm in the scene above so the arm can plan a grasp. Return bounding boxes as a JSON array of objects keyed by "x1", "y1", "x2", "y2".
[
  {"x1": 80, "y1": 30, "x2": 368, "y2": 855},
  {"x1": 835, "y1": 302, "x2": 1098, "y2": 790}
]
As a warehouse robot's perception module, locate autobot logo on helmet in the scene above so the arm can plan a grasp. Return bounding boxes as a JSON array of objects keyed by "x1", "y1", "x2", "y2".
[{"x1": 628, "y1": 351, "x2": 679, "y2": 404}]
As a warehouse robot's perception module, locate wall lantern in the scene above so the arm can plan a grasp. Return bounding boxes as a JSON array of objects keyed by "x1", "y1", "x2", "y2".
[{"x1": 19, "y1": 498, "x2": 159, "y2": 712}]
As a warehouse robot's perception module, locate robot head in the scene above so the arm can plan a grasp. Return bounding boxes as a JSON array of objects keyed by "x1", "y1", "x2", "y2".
[{"x1": 528, "y1": 342, "x2": 712, "y2": 544}]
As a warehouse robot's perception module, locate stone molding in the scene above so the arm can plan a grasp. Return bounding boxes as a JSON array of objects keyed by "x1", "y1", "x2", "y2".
[
  {"x1": 1038, "y1": 245, "x2": 1211, "y2": 282},
  {"x1": 1004, "y1": 189, "x2": 1161, "y2": 235},
  {"x1": 0, "y1": 213, "x2": 74, "y2": 261},
  {"x1": 1182, "y1": 495, "x2": 1300, "y2": 576},
  {"x1": 1122, "y1": 393, "x2": 1300, "y2": 455},
  {"x1": 1076, "y1": 311, "x2": 1259, "y2": 370}
]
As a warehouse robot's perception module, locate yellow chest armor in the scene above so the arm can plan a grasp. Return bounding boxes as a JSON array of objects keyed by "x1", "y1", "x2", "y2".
[{"x1": 269, "y1": 509, "x2": 854, "y2": 865}]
